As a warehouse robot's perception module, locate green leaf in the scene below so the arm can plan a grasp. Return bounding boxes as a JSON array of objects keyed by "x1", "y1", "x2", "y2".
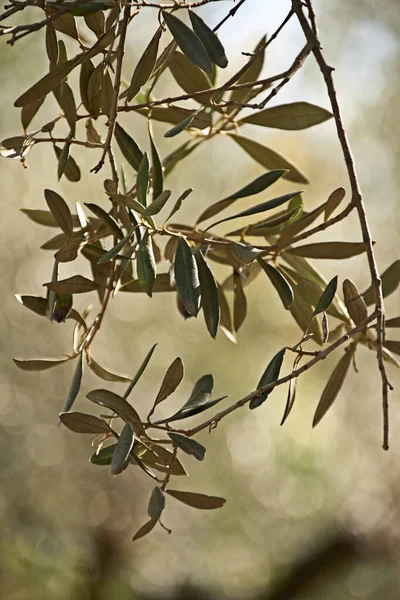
[
  {"x1": 385, "y1": 317, "x2": 400, "y2": 328},
  {"x1": 313, "y1": 346, "x2": 355, "y2": 427},
  {"x1": 120, "y1": 273, "x2": 174, "y2": 294},
  {"x1": 0, "y1": 136, "x2": 34, "y2": 160},
  {"x1": 123, "y1": 343, "x2": 157, "y2": 401},
  {"x1": 136, "y1": 231, "x2": 156, "y2": 297},
  {"x1": 324, "y1": 187, "x2": 346, "y2": 222},
  {"x1": 132, "y1": 518, "x2": 158, "y2": 541},
  {"x1": 13, "y1": 357, "x2": 69, "y2": 371},
  {"x1": 205, "y1": 191, "x2": 302, "y2": 231},
  {"x1": 168, "y1": 432, "x2": 206, "y2": 461},
  {"x1": 189, "y1": 11, "x2": 228, "y2": 68},
  {"x1": 84, "y1": 203, "x2": 124, "y2": 239},
  {"x1": 84, "y1": 10, "x2": 105, "y2": 37},
  {"x1": 59, "y1": 411, "x2": 109, "y2": 434},
  {"x1": 97, "y1": 228, "x2": 134, "y2": 264},
  {"x1": 343, "y1": 279, "x2": 368, "y2": 326},
  {"x1": 110, "y1": 193, "x2": 146, "y2": 215},
  {"x1": 90, "y1": 443, "x2": 117, "y2": 466},
  {"x1": 280, "y1": 377, "x2": 297, "y2": 426},
  {"x1": 114, "y1": 122, "x2": 143, "y2": 172},
  {"x1": 148, "y1": 357, "x2": 184, "y2": 419},
  {"x1": 87, "y1": 358, "x2": 132, "y2": 383},
  {"x1": 233, "y1": 271, "x2": 247, "y2": 332},
  {"x1": 257, "y1": 259, "x2": 294, "y2": 309},
  {"x1": 250, "y1": 348, "x2": 286, "y2": 409},
  {"x1": 21, "y1": 97, "x2": 46, "y2": 132},
  {"x1": 226, "y1": 35, "x2": 266, "y2": 111},
  {"x1": 44, "y1": 189, "x2": 73, "y2": 236},
  {"x1": 166, "y1": 489, "x2": 226, "y2": 509},
  {"x1": 363, "y1": 260, "x2": 400, "y2": 306},
  {"x1": 196, "y1": 250, "x2": 220, "y2": 338},
  {"x1": 218, "y1": 284, "x2": 236, "y2": 343},
  {"x1": 289, "y1": 287, "x2": 323, "y2": 346},
  {"x1": 384, "y1": 341, "x2": 400, "y2": 356},
  {"x1": 111, "y1": 423, "x2": 135, "y2": 475},
  {"x1": 54, "y1": 144, "x2": 81, "y2": 182},
  {"x1": 20, "y1": 208, "x2": 78, "y2": 228},
  {"x1": 169, "y1": 51, "x2": 213, "y2": 105},
  {"x1": 57, "y1": 141, "x2": 71, "y2": 181},
  {"x1": 313, "y1": 275, "x2": 338, "y2": 317},
  {"x1": 286, "y1": 242, "x2": 367, "y2": 260},
  {"x1": 15, "y1": 295, "x2": 48, "y2": 317},
  {"x1": 277, "y1": 201, "x2": 327, "y2": 245},
  {"x1": 44, "y1": 275, "x2": 99, "y2": 294},
  {"x1": 196, "y1": 170, "x2": 287, "y2": 225},
  {"x1": 242, "y1": 102, "x2": 333, "y2": 130},
  {"x1": 148, "y1": 122, "x2": 164, "y2": 201},
  {"x1": 175, "y1": 237, "x2": 201, "y2": 316},
  {"x1": 165, "y1": 188, "x2": 193, "y2": 223},
  {"x1": 227, "y1": 134, "x2": 309, "y2": 185},
  {"x1": 58, "y1": 81, "x2": 77, "y2": 135},
  {"x1": 61, "y1": 353, "x2": 84, "y2": 413},
  {"x1": 164, "y1": 111, "x2": 200, "y2": 138},
  {"x1": 162, "y1": 10, "x2": 212, "y2": 75},
  {"x1": 136, "y1": 152, "x2": 149, "y2": 206},
  {"x1": 86, "y1": 389, "x2": 144, "y2": 434},
  {"x1": 136, "y1": 105, "x2": 211, "y2": 130},
  {"x1": 144, "y1": 190, "x2": 171, "y2": 216},
  {"x1": 125, "y1": 28, "x2": 162, "y2": 102},
  {"x1": 139, "y1": 444, "x2": 187, "y2": 476},
  {"x1": 148, "y1": 487, "x2": 165, "y2": 519}
]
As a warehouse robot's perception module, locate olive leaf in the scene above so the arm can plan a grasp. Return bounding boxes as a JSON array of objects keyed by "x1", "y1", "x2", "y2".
[
  {"x1": 123, "y1": 343, "x2": 157, "y2": 401},
  {"x1": 125, "y1": 28, "x2": 162, "y2": 102},
  {"x1": 61, "y1": 353, "x2": 84, "y2": 413},
  {"x1": 168, "y1": 432, "x2": 206, "y2": 461},
  {"x1": 162, "y1": 10, "x2": 212, "y2": 75},
  {"x1": 148, "y1": 487, "x2": 166, "y2": 520},
  {"x1": 257, "y1": 259, "x2": 294, "y2": 310},
  {"x1": 111, "y1": 423, "x2": 135, "y2": 475},
  {"x1": 132, "y1": 518, "x2": 158, "y2": 541},
  {"x1": 241, "y1": 102, "x2": 333, "y2": 129},
  {"x1": 86, "y1": 389, "x2": 144, "y2": 435},
  {"x1": 136, "y1": 231, "x2": 156, "y2": 297},
  {"x1": 343, "y1": 279, "x2": 368, "y2": 326},
  {"x1": 59, "y1": 411, "x2": 110, "y2": 434},
  {"x1": 165, "y1": 489, "x2": 226, "y2": 509},
  {"x1": 188, "y1": 11, "x2": 228, "y2": 68},
  {"x1": 44, "y1": 275, "x2": 99, "y2": 294},
  {"x1": 148, "y1": 357, "x2": 184, "y2": 419},
  {"x1": 174, "y1": 237, "x2": 201, "y2": 317},
  {"x1": 136, "y1": 152, "x2": 149, "y2": 206},
  {"x1": 114, "y1": 122, "x2": 143, "y2": 172},
  {"x1": 312, "y1": 275, "x2": 338, "y2": 317},
  {"x1": 363, "y1": 260, "x2": 400, "y2": 306},
  {"x1": 13, "y1": 357, "x2": 70, "y2": 371},
  {"x1": 196, "y1": 250, "x2": 220, "y2": 338},
  {"x1": 233, "y1": 271, "x2": 247, "y2": 331},
  {"x1": 250, "y1": 348, "x2": 286, "y2": 409},
  {"x1": 148, "y1": 121, "x2": 164, "y2": 201},
  {"x1": 286, "y1": 242, "x2": 367, "y2": 260},
  {"x1": 324, "y1": 187, "x2": 346, "y2": 221}
]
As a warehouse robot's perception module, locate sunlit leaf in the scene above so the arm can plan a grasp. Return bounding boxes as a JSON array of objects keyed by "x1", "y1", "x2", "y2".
[
  {"x1": 313, "y1": 275, "x2": 338, "y2": 317},
  {"x1": 148, "y1": 121, "x2": 164, "y2": 201},
  {"x1": 233, "y1": 270, "x2": 247, "y2": 331},
  {"x1": 15, "y1": 295, "x2": 48, "y2": 317},
  {"x1": 90, "y1": 443, "x2": 116, "y2": 466},
  {"x1": 226, "y1": 35, "x2": 266, "y2": 111},
  {"x1": 44, "y1": 275, "x2": 99, "y2": 294},
  {"x1": 162, "y1": 10, "x2": 212, "y2": 75},
  {"x1": 168, "y1": 432, "x2": 206, "y2": 461},
  {"x1": 218, "y1": 284, "x2": 236, "y2": 343},
  {"x1": 21, "y1": 97, "x2": 46, "y2": 132},
  {"x1": 120, "y1": 273, "x2": 174, "y2": 294},
  {"x1": 164, "y1": 110, "x2": 201, "y2": 138},
  {"x1": 285, "y1": 242, "x2": 367, "y2": 260},
  {"x1": 144, "y1": 190, "x2": 171, "y2": 216},
  {"x1": 61, "y1": 353, "x2": 84, "y2": 413},
  {"x1": 136, "y1": 106, "x2": 211, "y2": 130},
  {"x1": 242, "y1": 102, "x2": 333, "y2": 129},
  {"x1": 136, "y1": 231, "x2": 156, "y2": 297},
  {"x1": 166, "y1": 489, "x2": 226, "y2": 509},
  {"x1": 324, "y1": 187, "x2": 346, "y2": 221},
  {"x1": 59, "y1": 411, "x2": 110, "y2": 434},
  {"x1": 13, "y1": 357, "x2": 69, "y2": 371},
  {"x1": 169, "y1": 51, "x2": 213, "y2": 105},
  {"x1": 54, "y1": 144, "x2": 81, "y2": 182},
  {"x1": 343, "y1": 279, "x2": 368, "y2": 326},
  {"x1": 86, "y1": 389, "x2": 144, "y2": 434},
  {"x1": 84, "y1": 203, "x2": 124, "y2": 239},
  {"x1": 280, "y1": 377, "x2": 297, "y2": 426},
  {"x1": 136, "y1": 152, "x2": 149, "y2": 206},
  {"x1": 165, "y1": 188, "x2": 193, "y2": 223},
  {"x1": 125, "y1": 28, "x2": 162, "y2": 101},
  {"x1": 250, "y1": 348, "x2": 286, "y2": 409},
  {"x1": 111, "y1": 423, "x2": 134, "y2": 475},
  {"x1": 87, "y1": 357, "x2": 132, "y2": 383},
  {"x1": 384, "y1": 341, "x2": 400, "y2": 356},
  {"x1": 44, "y1": 189, "x2": 73, "y2": 237}
]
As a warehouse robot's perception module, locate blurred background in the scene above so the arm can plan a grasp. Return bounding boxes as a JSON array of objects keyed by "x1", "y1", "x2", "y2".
[{"x1": 1, "y1": 0, "x2": 400, "y2": 598}]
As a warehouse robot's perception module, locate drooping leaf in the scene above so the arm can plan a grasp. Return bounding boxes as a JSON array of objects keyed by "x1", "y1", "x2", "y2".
[
  {"x1": 0, "y1": 136, "x2": 34, "y2": 160},
  {"x1": 21, "y1": 97, "x2": 46, "y2": 132},
  {"x1": 385, "y1": 317, "x2": 400, "y2": 328},
  {"x1": 242, "y1": 102, "x2": 333, "y2": 129},
  {"x1": 164, "y1": 110, "x2": 201, "y2": 138},
  {"x1": 97, "y1": 228, "x2": 134, "y2": 264},
  {"x1": 313, "y1": 346, "x2": 356, "y2": 427},
  {"x1": 250, "y1": 348, "x2": 286, "y2": 409},
  {"x1": 119, "y1": 273, "x2": 175, "y2": 294},
  {"x1": 257, "y1": 259, "x2": 294, "y2": 310},
  {"x1": 197, "y1": 169, "x2": 286, "y2": 224},
  {"x1": 174, "y1": 237, "x2": 201, "y2": 316},
  {"x1": 189, "y1": 11, "x2": 228, "y2": 68},
  {"x1": 110, "y1": 193, "x2": 146, "y2": 215},
  {"x1": 132, "y1": 518, "x2": 158, "y2": 541},
  {"x1": 218, "y1": 284, "x2": 236, "y2": 343},
  {"x1": 87, "y1": 358, "x2": 132, "y2": 383},
  {"x1": 84, "y1": 10, "x2": 105, "y2": 37},
  {"x1": 233, "y1": 270, "x2": 247, "y2": 331},
  {"x1": 44, "y1": 275, "x2": 99, "y2": 294},
  {"x1": 226, "y1": 35, "x2": 266, "y2": 111},
  {"x1": 125, "y1": 28, "x2": 162, "y2": 102},
  {"x1": 58, "y1": 81, "x2": 77, "y2": 135},
  {"x1": 20, "y1": 208, "x2": 79, "y2": 228},
  {"x1": 228, "y1": 134, "x2": 309, "y2": 185},
  {"x1": 144, "y1": 190, "x2": 171, "y2": 216},
  {"x1": 123, "y1": 344, "x2": 157, "y2": 401},
  {"x1": 136, "y1": 231, "x2": 156, "y2": 297},
  {"x1": 168, "y1": 432, "x2": 206, "y2": 461},
  {"x1": 363, "y1": 260, "x2": 400, "y2": 306},
  {"x1": 86, "y1": 389, "x2": 144, "y2": 434},
  {"x1": 136, "y1": 152, "x2": 149, "y2": 206},
  {"x1": 138, "y1": 444, "x2": 187, "y2": 476},
  {"x1": 290, "y1": 287, "x2": 323, "y2": 346},
  {"x1": 324, "y1": 187, "x2": 346, "y2": 221},
  {"x1": 84, "y1": 203, "x2": 124, "y2": 239},
  {"x1": 285, "y1": 242, "x2": 367, "y2": 260},
  {"x1": 205, "y1": 191, "x2": 302, "y2": 231},
  {"x1": 54, "y1": 238, "x2": 84, "y2": 263},
  {"x1": 54, "y1": 144, "x2": 81, "y2": 182},
  {"x1": 277, "y1": 201, "x2": 327, "y2": 245},
  {"x1": 148, "y1": 357, "x2": 184, "y2": 419},
  {"x1": 61, "y1": 353, "x2": 84, "y2": 413},
  {"x1": 196, "y1": 250, "x2": 220, "y2": 338},
  {"x1": 280, "y1": 376, "x2": 298, "y2": 426},
  {"x1": 136, "y1": 105, "x2": 211, "y2": 130},
  {"x1": 90, "y1": 443, "x2": 117, "y2": 466},
  {"x1": 169, "y1": 51, "x2": 213, "y2": 105},
  {"x1": 13, "y1": 357, "x2": 69, "y2": 371},
  {"x1": 114, "y1": 122, "x2": 143, "y2": 172},
  {"x1": 384, "y1": 341, "x2": 400, "y2": 356},
  {"x1": 15, "y1": 295, "x2": 48, "y2": 317},
  {"x1": 312, "y1": 275, "x2": 338, "y2": 317},
  {"x1": 111, "y1": 423, "x2": 135, "y2": 475},
  {"x1": 148, "y1": 121, "x2": 164, "y2": 201},
  {"x1": 162, "y1": 10, "x2": 212, "y2": 75},
  {"x1": 59, "y1": 411, "x2": 110, "y2": 434},
  {"x1": 148, "y1": 487, "x2": 165, "y2": 519},
  {"x1": 166, "y1": 489, "x2": 226, "y2": 509},
  {"x1": 44, "y1": 189, "x2": 73, "y2": 237},
  {"x1": 165, "y1": 188, "x2": 193, "y2": 223},
  {"x1": 56, "y1": 140, "x2": 71, "y2": 181},
  {"x1": 343, "y1": 279, "x2": 368, "y2": 326}
]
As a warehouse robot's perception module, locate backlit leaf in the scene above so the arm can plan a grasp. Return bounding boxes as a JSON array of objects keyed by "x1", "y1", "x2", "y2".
[
  {"x1": 313, "y1": 276, "x2": 338, "y2": 317},
  {"x1": 136, "y1": 152, "x2": 149, "y2": 206},
  {"x1": 123, "y1": 343, "x2": 157, "y2": 401},
  {"x1": 59, "y1": 411, "x2": 109, "y2": 434},
  {"x1": 258, "y1": 259, "x2": 294, "y2": 310},
  {"x1": 44, "y1": 189, "x2": 73, "y2": 237},
  {"x1": 126, "y1": 28, "x2": 162, "y2": 102},
  {"x1": 363, "y1": 260, "x2": 400, "y2": 306},
  {"x1": 174, "y1": 237, "x2": 201, "y2": 316},
  {"x1": 226, "y1": 35, "x2": 266, "y2": 111},
  {"x1": 13, "y1": 357, "x2": 69, "y2": 371},
  {"x1": 196, "y1": 250, "x2": 220, "y2": 338},
  {"x1": 44, "y1": 275, "x2": 99, "y2": 294},
  {"x1": 218, "y1": 284, "x2": 236, "y2": 343},
  {"x1": 149, "y1": 121, "x2": 164, "y2": 201},
  {"x1": 286, "y1": 242, "x2": 367, "y2": 260},
  {"x1": 324, "y1": 187, "x2": 346, "y2": 222},
  {"x1": 54, "y1": 144, "x2": 81, "y2": 182},
  {"x1": 61, "y1": 353, "x2": 84, "y2": 413},
  {"x1": 189, "y1": 11, "x2": 228, "y2": 68},
  {"x1": 119, "y1": 273, "x2": 174, "y2": 293},
  {"x1": 343, "y1": 279, "x2": 368, "y2": 326},
  {"x1": 313, "y1": 346, "x2": 356, "y2": 427},
  {"x1": 250, "y1": 348, "x2": 286, "y2": 409},
  {"x1": 168, "y1": 432, "x2": 206, "y2": 461},
  {"x1": 136, "y1": 231, "x2": 156, "y2": 297},
  {"x1": 86, "y1": 389, "x2": 144, "y2": 434},
  {"x1": 169, "y1": 51, "x2": 213, "y2": 105},
  {"x1": 148, "y1": 357, "x2": 184, "y2": 419},
  {"x1": 164, "y1": 111, "x2": 200, "y2": 138},
  {"x1": 15, "y1": 295, "x2": 48, "y2": 317},
  {"x1": 136, "y1": 106, "x2": 211, "y2": 130},
  {"x1": 114, "y1": 122, "x2": 143, "y2": 172},
  {"x1": 84, "y1": 203, "x2": 124, "y2": 239},
  {"x1": 280, "y1": 377, "x2": 297, "y2": 426},
  {"x1": 162, "y1": 10, "x2": 212, "y2": 75},
  {"x1": 21, "y1": 97, "x2": 45, "y2": 132},
  {"x1": 132, "y1": 518, "x2": 158, "y2": 541},
  {"x1": 165, "y1": 188, "x2": 193, "y2": 223},
  {"x1": 166, "y1": 489, "x2": 226, "y2": 509},
  {"x1": 242, "y1": 102, "x2": 333, "y2": 130},
  {"x1": 233, "y1": 271, "x2": 247, "y2": 331},
  {"x1": 144, "y1": 190, "x2": 171, "y2": 216},
  {"x1": 111, "y1": 423, "x2": 134, "y2": 475},
  {"x1": 384, "y1": 341, "x2": 400, "y2": 356},
  {"x1": 87, "y1": 358, "x2": 132, "y2": 383},
  {"x1": 148, "y1": 487, "x2": 165, "y2": 519},
  {"x1": 90, "y1": 444, "x2": 116, "y2": 466}
]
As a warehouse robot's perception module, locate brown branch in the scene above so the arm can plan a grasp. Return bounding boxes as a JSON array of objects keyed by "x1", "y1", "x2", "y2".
[{"x1": 291, "y1": 0, "x2": 392, "y2": 450}]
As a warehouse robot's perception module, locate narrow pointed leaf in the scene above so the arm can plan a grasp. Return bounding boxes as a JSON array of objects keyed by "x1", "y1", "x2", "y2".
[
  {"x1": 384, "y1": 341, "x2": 400, "y2": 356},
  {"x1": 155, "y1": 395, "x2": 226, "y2": 425},
  {"x1": 162, "y1": 11, "x2": 212, "y2": 75},
  {"x1": 196, "y1": 251, "x2": 220, "y2": 338},
  {"x1": 385, "y1": 317, "x2": 400, "y2": 328},
  {"x1": 313, "y1": 276, "x2": 338, "y2": 317},
  {"x1": 343, "y1": 279, "x2": 368, "y2": 326},
  {"x1": 111, "y1": 423, "x2": 134, "y2": 475},
  {"x1": 242, "y1": 102, "x2": 333, "y2": 130},
  {"x1": 86, "y1": 389, "x2": 144, "y2": 434},
  {"x1": 84, "y1": 203, "x2": 124, "y2": 239},
  {"x1": 250, "y1": 348, "x2": 286, "y2": 409},
  {"x1": 126, "y1": 28, "x2": 162, "y2": 102},
  {"x1": 132, "y1": 518, "x2": 158, "y2": 541},
  {"x1": 165, "y1": 188, "x2": 193, "y2": 222},
  {"x1": 166, "y1": 489, "x2": 226, "y2": 509},
  {"x1": 277, "y1": 201, "x2": 327, "y2": 245},
  {"x1": 313, "y1": 346, "x2": 356, "y2": 427},
  {"x1": 120, "y1": 273, "x2": 174, "y2": 294},
  {"x1": 280, "y1": 377, "x2": 298, "y2": 426},
  {"x1": 363, "y1": 260, "x2": 400, "y2": 306},
  {"x1": 16, "y1": 295, "x2": 48, "y2": 317},
  {"x1": 258, "y1": 259, "x2": 293, "y2": 309},
  {"x1": 148, "y1": 357, "x2": 184, "y2": 419},
  {"x1": 136, "y1": 152, "x2": 149, "y2": 206},
  {"x1": 169, "y1": 51, "x2": 213, "y2": 104},
  {"x1": 168, "y1": 432, "x2": 206, "y2": 461},
  {"x1": 54, "y1": 144, "x2": 81, "y2": 182},
  {"x1": 286, "y1": 242, "x2": 367, "y2": 260},
  {"x1": 43, "y1": 189, "x2": 72, "y2": 237},
  {"x1": 87, "y1": 358, "x2": 132, "y2": 383},
  {"x1": 324, "y1": 187, "x2": 346, "y2": 221},
  {"x1": 189, "y1": 11, "x2": 228, "y2": 68},
  {"x1": 149, "y1": 122, "x2": 164, "y2": 201},
  {"x1": 148, "y1": 487, "x2": 165, "y2": 519},
  {"x1": 21, "y1": 97, "x2": 46, "y2": 132},
  {"x1": 233, "y1": 271, "x2": 247, "y2": 331},
  {"x1": 97, "y1": 228, "x2": 134, "y2": 264},
  {"x1": 59, "y1": 411, "x2": 110, "y2": 434},
  {"x1": 226, "y1": 35, "x2": 266, "y2": 110},
  {"x1": 144, "y1": 190, "x2": 171, "y2": 216},
  {"x1": 174, "y1": 237, "x2": 201, "y2": 316},
  {"x1": 44, "y1": 275, "x2": 99, "y2": 294},
  {"x1": 13, "y1": 357, "x2": 69, "y2": 371},
  {"x1": 114, "y1": 122, "x2": 143, "y2": 172},
  {"x1": 228, "y1": 134, "x2": 309, "y2": 185},
  {"x1": 111, "y1": 193, "x2": 146, "y2": 215},
  {"x1": 164, "y1": 111, "x2": 200, "y2": 138},
  {"x1": 136, "y1": 232, "x2": 156, "y2": 296},
  {"x1": 62, "y1": 353, "x2": 84, "y2": 413},
  {"x1": 290, "y1": 288, "x2": 323, "y2": 346},
  {"x1": 90, "y1": 444, "x2": 117, "y2": 466},
  {"x1": 123, "y1": 344, "x2": 157, "y2": 401},
  {"x1": 197, "y1": 169, "x2": 286, "y2": 224},
  {"x1": 218, "y1": 284, "x2": 236, "y2": 343},
  {"x1": 137, "y1": 105, "x2": 211, "y2": 129}
]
